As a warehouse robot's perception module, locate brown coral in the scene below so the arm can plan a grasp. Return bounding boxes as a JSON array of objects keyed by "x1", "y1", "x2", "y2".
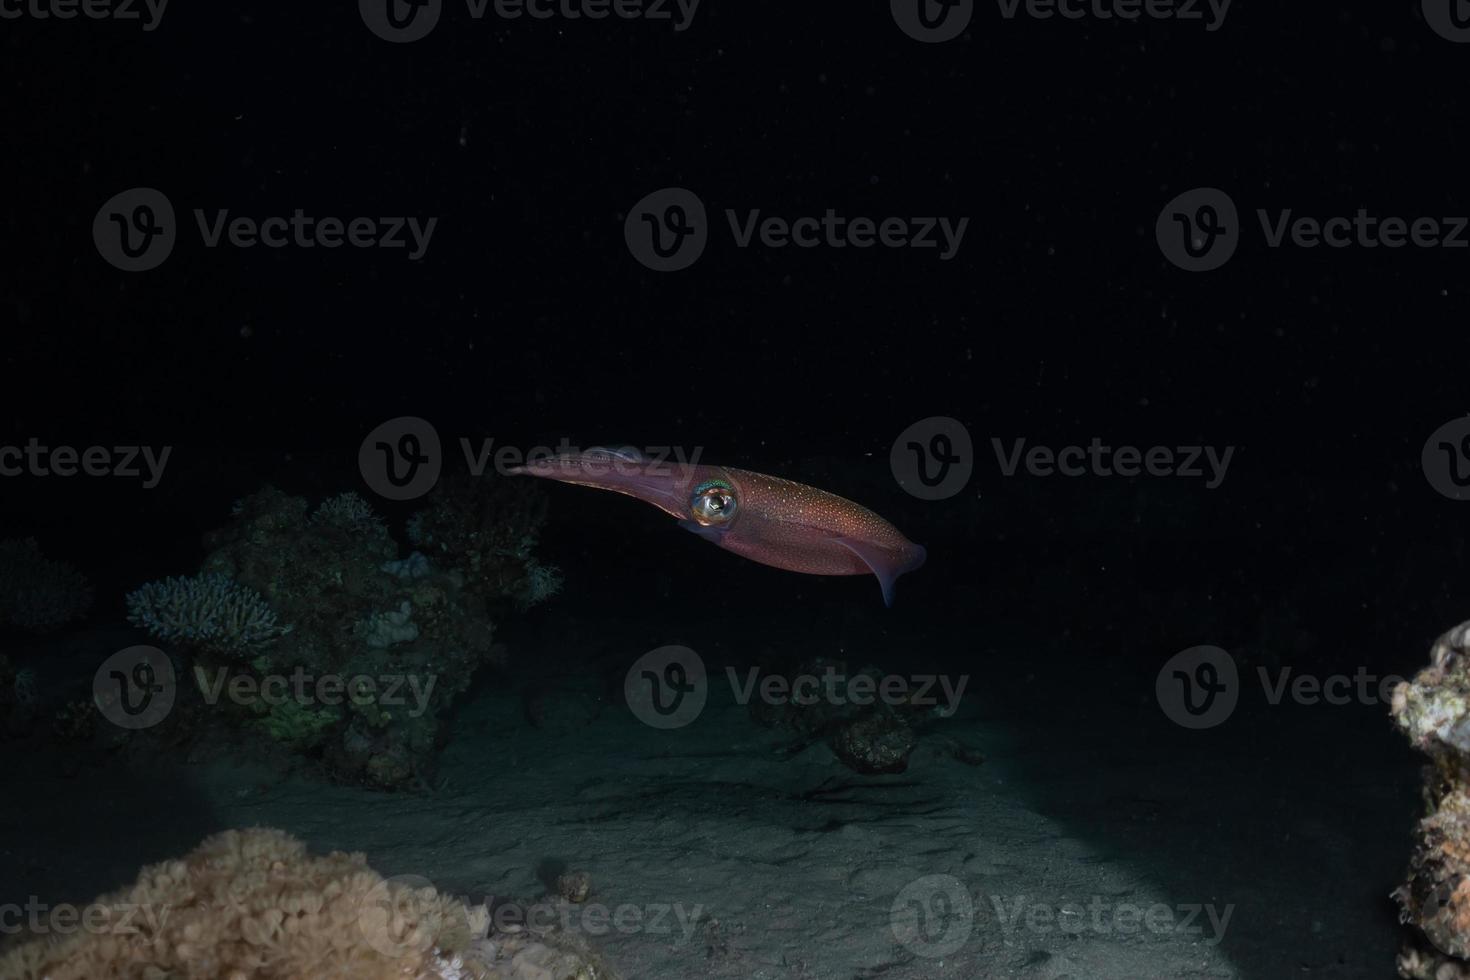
[
  {"x1": 0, "y1": 828, "x2": 487, "y2": 980},
  {"x1": 0, "y1": 828, "x2": 612, "y2": 980}
]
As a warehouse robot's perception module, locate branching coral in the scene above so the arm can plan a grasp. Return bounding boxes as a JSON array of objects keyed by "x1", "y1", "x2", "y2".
[
  {"x1": 126, "y1": 573, "x2": 291, "y2": 655},
  {"x1": 310, "y1": 491, "x2": 389, "y2": 539},
  {"x1": 0, "y1": 538, "x2": 92, "y2": 632},
  {"x1": 0, "y1": 827, "x2": 611, "y2": 980}
]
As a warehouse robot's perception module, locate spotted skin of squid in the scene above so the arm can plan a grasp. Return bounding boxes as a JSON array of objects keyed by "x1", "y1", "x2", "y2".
[{"x1": 508, "y1": 447, "x2": 926, "y2": 605}]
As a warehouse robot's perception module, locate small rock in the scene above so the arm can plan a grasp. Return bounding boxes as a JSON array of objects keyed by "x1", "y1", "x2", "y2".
[{"x1": 556, "y1": 870, "x2": 591, "y2": 903}]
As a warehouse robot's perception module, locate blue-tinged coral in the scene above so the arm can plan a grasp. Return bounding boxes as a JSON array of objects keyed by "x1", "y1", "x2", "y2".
[
  {"x1": 125, "y1": 573, "x2": 290, "y2": 655},
  {"x1": 0, "y1": 538, "x2": 93, "y2": 632},
  {"x1": 521, "y1": 559, "x2": 564, "y2": 607},
  {"x1": 355, "y1": 600, "x2": 421, "y2": 648},
  {"x1": 310, "y1": 490, "x2": 390, "y2": 539}
]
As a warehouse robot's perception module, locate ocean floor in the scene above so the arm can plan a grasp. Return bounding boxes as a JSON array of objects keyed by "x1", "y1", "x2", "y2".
[{"x1": 0, "y1": 612, "x2": 1421, "y2": 980}]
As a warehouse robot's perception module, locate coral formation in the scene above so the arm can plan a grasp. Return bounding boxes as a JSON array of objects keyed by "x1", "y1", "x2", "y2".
[
  {"x1": 310, "y1": 491, "x2": 390, "y2": 540},
  {"x1": 748, "y1": 657, "x2": 922, "y2": 774},
  {"x1": 0, "y1": 538, "x2": 92, "y2": 632},
  {"x1": 406, "y1": 473, "x2": 562, "y2": 610},
  {"x1": 125, "y1": 574, "x2": 290, "y2": 655},
  {"x1": 555, "y1": 871, "x2": 592, "y2": 904},
  {"x1": 0, "y1": 827, "x2": 611, "y2": 980},
  {"x1": 830, "y1": 707, "x2": 918, "y2": 775},
  {"x1": 1394, "y1": 619, "x2": 1470, "y2": 973},
  {"x1": 123, "y1": 484, "x2": 549, "y2": 789}
]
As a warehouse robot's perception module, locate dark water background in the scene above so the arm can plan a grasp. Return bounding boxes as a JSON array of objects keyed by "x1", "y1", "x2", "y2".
[{"x1": 4, "y1": 2, "x2": 1470, "y2": 976}]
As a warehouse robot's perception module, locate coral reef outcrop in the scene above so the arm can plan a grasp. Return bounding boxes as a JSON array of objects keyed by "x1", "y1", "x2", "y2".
[
  {"x1": 406, "y1": 474, "x2": 562, "y2": 609},
  {"x1": 0, "y1": 827, "x2": 611, "y2": 980},
  {"x1": 1394, "y1": 619, "x2": 1470, "y2": 974},
  {"x1": 122, "y1": 482, "x2": 555, "y2": 789},
  {"x1": 747, "y1": 657, "x2": 926, "y2": 774}
]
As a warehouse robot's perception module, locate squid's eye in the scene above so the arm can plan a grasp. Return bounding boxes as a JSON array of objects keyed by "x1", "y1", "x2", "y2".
[{"x1": 690, "y1": 484, "x2": 738, "y2": 525}]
